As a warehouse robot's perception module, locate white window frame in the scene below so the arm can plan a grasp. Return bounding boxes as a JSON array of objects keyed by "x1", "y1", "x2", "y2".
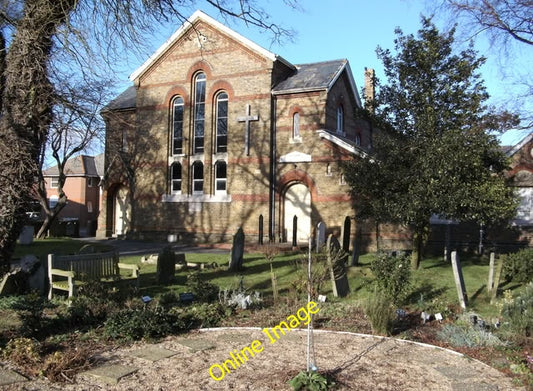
[
  {"x1": 172, "y1": 96, "x2": 184, "y2": 155},
  {"x1": 192, "y1": 161, "x2": 204, "y2": 195},
  {"x1": 336, "y1": 105, "x2": 344, "y2": 135},
  {"x1": 215, "y1": 92, "x2": 228, "y2": 153},
  {"x1": 50, "y1": 177, "x2": 59, "y2": 189},
  {"x1": 214, "y1": 160, "x2": 227, "y2": 195},
  {"x1": 170, "y1": 162, "x2": 182, "y2": 194}
]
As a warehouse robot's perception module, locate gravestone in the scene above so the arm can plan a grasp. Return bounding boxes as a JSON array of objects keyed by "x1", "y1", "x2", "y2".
[
  {"x1": 258, "y1": 215, "x2": 264, "y2": 245},
  {"x1": 326, "y1": 234, "x2": 350, "y2": 297},
  {"x1": 487, "y1": 252, "x2": 495, "y2": 294},
  {"x1": 21, "y1": 255, "x2": 46, "y2": 294},
  {"x1": 342, "y1": 217, "x2": 351, "y2": 252},
  {"x1": 156, "y1": 246, "x2": 176, "y2": 284},
  {"x1": 228, "y1": 227, "x2": 245, "y2": 271},
  {"x1": 18, "y1": 225, "x2": 34, "y2": 245},
  {"x1": 316, "y1": 222, "x2": 326, "y2": 253},
  {"x1": 451, "y1": 251, "x2": 467, "y2": 309},
  {"x1": 292, "y1": 215, "x2": 298, "y2": 247}
]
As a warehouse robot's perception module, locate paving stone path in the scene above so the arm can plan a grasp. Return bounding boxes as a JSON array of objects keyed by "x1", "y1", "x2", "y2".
[{"x1": 0, "y1": 328, "x2": 525, "y2": 390}]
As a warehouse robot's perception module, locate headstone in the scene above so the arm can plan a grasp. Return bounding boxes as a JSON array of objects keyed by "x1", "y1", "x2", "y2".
[
  {"x1": 326, "y1": 234, "x2": 350, "y2": 297},
  {"x1": 156, "y1": 246, "x2": 176, "y2": 284},
  {"x1": 342, "y1": 216, "x2": 351, "y2": 252},
  {"x1": 292, "y1": 215, "x2": 298, "y2": 247},
  {"x1": 258, "y1": 215, "x2": 264, "y2": 245},
  {"x1": 451, "y1": 251, "x2": 468, "y2": 309},
  {"x1": 316, "y1": 222, "x2": 326, "y2": 253},
  {"x1": 487, "y1": 252, "x2": 495, "y2": 294},
  {"x1": 18, "y1": 225, "x2": 34, "y2": 245},
  {"x1": 21, "y1": 255, "x2": 46, "y2": 294},
  {"x1": 228, "y1": 227, "x2": 245, "y2": 271}
]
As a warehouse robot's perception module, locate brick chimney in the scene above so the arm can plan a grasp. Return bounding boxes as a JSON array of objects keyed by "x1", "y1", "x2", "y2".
[{"x1": 364, "y1": 67, "x2": 375, "y2": 112}]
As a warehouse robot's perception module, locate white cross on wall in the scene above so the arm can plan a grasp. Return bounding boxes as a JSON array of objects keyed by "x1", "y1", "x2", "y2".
[{"x1": 237, "y1": 104, "x2": 259, "y2": 156}]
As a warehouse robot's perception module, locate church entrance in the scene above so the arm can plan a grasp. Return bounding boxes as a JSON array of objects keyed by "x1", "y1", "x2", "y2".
[
  {"x1": 283, "y1": 183, "x2": 311, "y2": 243},
  {"x1": 113, "y1": 186, "x2": 131, "y2": 237}
]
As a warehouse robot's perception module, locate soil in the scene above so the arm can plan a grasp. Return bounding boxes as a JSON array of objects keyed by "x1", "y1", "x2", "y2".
[{"x1": 1, "y1": 327, "x2": 527, "y2": 391}]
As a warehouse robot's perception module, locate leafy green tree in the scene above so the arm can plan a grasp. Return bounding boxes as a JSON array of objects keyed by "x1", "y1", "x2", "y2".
[{"x1": 345, "y1": 18, "x2": 518, "y2": 269}]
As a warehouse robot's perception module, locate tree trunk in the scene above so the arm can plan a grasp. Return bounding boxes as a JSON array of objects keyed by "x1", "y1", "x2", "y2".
[
  {"x1": 0, "y1": 0, "x2": 78, "y2": 271},
  {"x1": 411, "y1": 225, "x2": 429, "y2": 270}
]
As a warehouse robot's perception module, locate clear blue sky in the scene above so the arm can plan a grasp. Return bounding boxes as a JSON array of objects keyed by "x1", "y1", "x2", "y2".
[{"x1": 116, "y1": 0, "x2": 532, "y2": 146}]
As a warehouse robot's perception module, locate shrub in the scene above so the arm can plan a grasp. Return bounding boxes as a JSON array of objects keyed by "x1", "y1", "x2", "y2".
[
  {"x1": 501, "y1": 248, "x2": 533, "y2": 283},
  {"x1": 501, "y1": 282, "x2": 533, "y2": 337},
  {"x1": 437, "y1": 323, "x2": 505, "y2": 348},
  {"x1": 364, "y1": 290, "x2": 395, "y2": 336},
  {"x1": 1, "y1": 337, "x2": 41, "y2": 370},
  {"x1": 289, "y1": 370, "x2": 336, "y2": 391},
  {"x1": 104, "y1": 307, "x2": 177, "y2": 341},
  {"x1": 186, "y1": 272, "x2": 219, "y2": 303},
  {"x1": 370, "y1": 252, "x2": 411, "y2": 304},
  {"x1": 170, "y1": 303, "x2": 230, "y2": 329}
]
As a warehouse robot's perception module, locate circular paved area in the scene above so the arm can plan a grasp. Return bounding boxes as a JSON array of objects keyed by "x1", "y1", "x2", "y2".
[{"x1": 1, "y1": 328, "x2": 524, "y2": 390}]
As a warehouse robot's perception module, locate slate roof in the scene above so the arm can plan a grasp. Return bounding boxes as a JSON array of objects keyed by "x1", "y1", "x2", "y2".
[
  {"x1": 102, "y1": 86, "x2": 136, "y2": 112},
  {"x1": 272, "y1": 59, "x2": 349, "y2": 94},
  {"x1": 505, "y1": 131, "x2": 533, "y2": 157},
  {"x1": 44, "y1": 155, "x2": 102, "y2": 177}
]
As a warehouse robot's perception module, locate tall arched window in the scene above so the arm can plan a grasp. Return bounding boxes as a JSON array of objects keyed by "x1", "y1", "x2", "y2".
[
  {"x1": 292, "y1": 112, "x2": 300, "y2": 140},
  {"x1": 193, "y1": 72, "x2": 206, "y2": 154},
  {"x1": 192, "y1": 161, "x2": 204, "y2": 194},
  {"x1": 170, "y1": 162, "x2": 182, "y2": 193},
  {"x1": 215, "y1": 92, "x2": 228, "y2": 153},
  {"x1": 214, "y1": 160, "x2": 227, "y2": 194},
  {"x1": 336, "y1": 105, "x2": 344, "y2": 135},
  {"x1": 172, "y1": 97, "x2": 184, "y2": 154}
]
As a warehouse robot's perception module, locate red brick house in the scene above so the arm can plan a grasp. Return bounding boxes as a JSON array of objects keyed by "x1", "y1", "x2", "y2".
[{"x1": 43, "y1": 154, "x2": 104, "y2": 236}]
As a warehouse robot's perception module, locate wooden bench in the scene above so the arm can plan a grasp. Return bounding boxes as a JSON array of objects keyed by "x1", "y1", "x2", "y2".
[{"x1": 47, "y1": 251, "x2": 140, "y2": 299}]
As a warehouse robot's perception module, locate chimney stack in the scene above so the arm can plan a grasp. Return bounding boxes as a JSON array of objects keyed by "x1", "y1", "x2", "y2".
[{"x1": 364, "y1": 67, "x2": 375, "y2": 112}]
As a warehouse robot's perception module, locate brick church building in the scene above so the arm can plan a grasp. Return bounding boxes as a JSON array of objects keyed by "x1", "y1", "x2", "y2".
[{"x1": 97, "y1": 10, "x2": 378, "y2": 246}]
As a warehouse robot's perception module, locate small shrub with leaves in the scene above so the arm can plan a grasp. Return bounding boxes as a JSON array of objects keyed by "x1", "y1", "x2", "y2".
[
  {"x1": 364, "y1": 290, "x2": 395, "y2": 336},
  {"x1": 437, "y1": 323, "x2": 505, "y2": 348},
  {"x1": 501, "y1": 248, "x2": 533, "y2": 283},
  {"x1": 170, "y1": 303, "x2": 230, "y2": 329},
  {"x1": 104, "y1": 307, "x2": 177, "y2": 341},
  {"x1": 289, "y1": 370, "x2": 336, "y2": 391},
  {"x1": 370, "y1": 252, "x2": 411, "y2": 304},
  {"x1": 501, "y1": 282, "x2": 533, "y2": 338},
  {"x1": 1, "y1": 337, "x2": 41, "y2": 370},
  {"x1": 186, "y1": 272, "x2": 220, "y2": 303}
]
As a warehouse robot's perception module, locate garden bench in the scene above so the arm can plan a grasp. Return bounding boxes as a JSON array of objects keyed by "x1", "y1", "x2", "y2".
[{"x1": 47, "y1": 251, "x2": 139, "y2": 299}]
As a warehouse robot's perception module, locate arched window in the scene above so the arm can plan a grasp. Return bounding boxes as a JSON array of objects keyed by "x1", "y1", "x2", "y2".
[
  {"x1": 49, "y1": 195, "x2": 58, "y2": 209},
  {"x1": 214, "y1": 160, "x2": 227, "y2": 194},
  {"x1": 172, "y1": 96, "x2": 184, "y2": 154},
  {"x1": 192, "y1": 161, "x2": 204, "y2": 194},
  {"x1": 355, "y1": 133, "x2": 361, "y2": 146},
  {"x1": 292, "y1": 112, "x2": 300, "y2": 140},
  {"x1": 336, "y1": 105, "x2": 344, "y2": 135},
  {"x1": 215, "y1": 92, "x2": 228, "y2": 153},
  {"x1": 170, "y1": 162, "x2": 182, "y2": 193},
  {"x1": 193, "y1": 72, "x2": 206, "y2": 154}
]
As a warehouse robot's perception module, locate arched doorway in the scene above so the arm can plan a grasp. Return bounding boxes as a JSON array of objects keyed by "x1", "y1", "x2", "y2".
[
  {"x1": 114, "y1": 186, "x2": 131, "y2": 236},
  {"x1": 283, "y1": 183, "x2": 311, "y2": 243}
]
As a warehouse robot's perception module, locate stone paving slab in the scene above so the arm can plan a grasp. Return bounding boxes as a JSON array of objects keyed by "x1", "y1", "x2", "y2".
[
  {"x1": 451, "y1": 382, "x2": 499, "y2": 391},
  {"x1": 127, "y1": 346, "x2": 177, "y2": 362},
  {"x1": 0, "y1": 368, "x2": 27, "y2": 386},
  {"x1": 176, "y1": 339, "x2": 216, "y2": 352},
  {"x1": 80, "y1": 364, "x2": 138, "y2": 385},
  {"x1": 436, "y1": 365, "x2": 477, "y2": 380}
]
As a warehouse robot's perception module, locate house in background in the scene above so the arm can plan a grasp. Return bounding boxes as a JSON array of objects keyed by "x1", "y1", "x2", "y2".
[
  {"x1": 505, "y1": 131, "x2": 533, "y2": 243},
  {"x1": 43, "y1": 154, "x2": 104, "y2": 237}
]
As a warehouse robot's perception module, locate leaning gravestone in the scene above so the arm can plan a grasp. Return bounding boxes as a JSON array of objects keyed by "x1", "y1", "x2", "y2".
[
  {"x1": 326, "y1": 234, "x2": 350, "y2": 297},
  {"x1": 228, "y1": 227, "x2": 245, "y2": 271},
  {"x1": 316, "y1": 222, "x2": 326, "y2": 253},
  {"x1": 451, "y1": 251, "x2": 467, "y2": 309},
  {"x1": 156, "y1": 246, "x2": 176, "y2": 284}
]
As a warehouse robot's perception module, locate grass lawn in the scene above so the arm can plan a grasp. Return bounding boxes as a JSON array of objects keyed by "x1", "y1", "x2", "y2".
[
  {"x1": 12, "y1": 238, "x2": 525, "y2": 318},
  {"x1": 120, "y1": 248, "x2": 520, "y2": 318}
]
